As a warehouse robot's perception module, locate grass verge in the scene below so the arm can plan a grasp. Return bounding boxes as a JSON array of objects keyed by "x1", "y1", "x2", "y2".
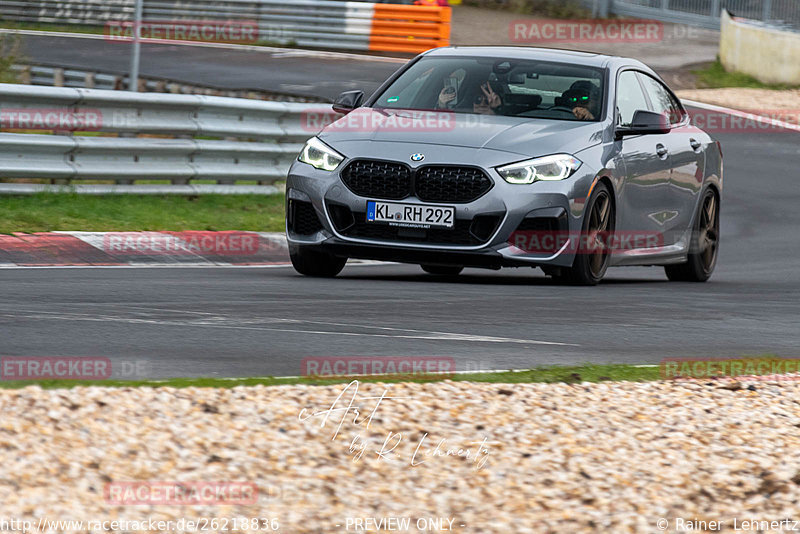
[
  {"x1": 0, "y1": 21, "x2": 106, "y2": 36},
  {"x1": 692, "y1": 59, "x2": 800, "y2": 90},
  {"x1": 0, "y1": 363, "x2": 664, "y2": 390},
  {"x1": 0, "y1": 192, "x2": 286, "y2": 234}
]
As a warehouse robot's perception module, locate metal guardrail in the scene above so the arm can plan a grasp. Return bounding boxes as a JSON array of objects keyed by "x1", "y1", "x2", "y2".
[
  {"x1": 0, "y1": 0, "x2": 451, "y2": 53},
  {"x1": 0, "y1": 83, "x2": 323, "y2": 186},
  {"x1": 585, "y1": 0, "x2": 800, "y2": 32},
  {"x1": 10, "y1": 63, "x2": 323, "y2": 102}
]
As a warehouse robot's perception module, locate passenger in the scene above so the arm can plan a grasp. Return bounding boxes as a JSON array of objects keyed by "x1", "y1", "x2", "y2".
[
  {"x1": 473, "y1": 82, "x2": 502, "y2": 115},
  {"x1": 437, "y1": 79, "x2": 502, "y2": 115}
]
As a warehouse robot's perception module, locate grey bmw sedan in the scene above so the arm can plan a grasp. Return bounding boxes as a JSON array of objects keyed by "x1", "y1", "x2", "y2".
[{"x1": 286, "y1": 47, "x2": 722, "y2": 285}]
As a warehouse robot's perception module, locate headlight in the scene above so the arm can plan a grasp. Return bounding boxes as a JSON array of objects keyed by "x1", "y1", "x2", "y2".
[
  {"x1": 497, "y1": 154, "x2": 582, "y2": 184},
  {"x1": 298, "y1": 137, "x2": 344, "y2": 172}
]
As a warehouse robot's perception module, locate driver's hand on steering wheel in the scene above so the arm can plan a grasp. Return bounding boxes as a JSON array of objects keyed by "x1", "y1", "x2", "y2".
[{"x1": 573, "y1": 106, "x2": 594, "y2": 120}]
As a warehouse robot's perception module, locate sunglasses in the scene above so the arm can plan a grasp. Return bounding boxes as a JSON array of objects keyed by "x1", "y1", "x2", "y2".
[{"x1": 567, "y1": 95, "x2": 591, "y2": 104}]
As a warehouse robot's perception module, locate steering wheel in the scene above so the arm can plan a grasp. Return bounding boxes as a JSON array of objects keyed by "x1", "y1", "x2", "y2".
[{"x1": 548, "y1": 105, "x2": 575, "y2": 113}]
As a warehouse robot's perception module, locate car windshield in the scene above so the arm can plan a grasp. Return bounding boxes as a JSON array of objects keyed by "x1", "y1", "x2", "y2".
[{"x1": 373, "y1": 56, "x2": 606, "y2": 122}]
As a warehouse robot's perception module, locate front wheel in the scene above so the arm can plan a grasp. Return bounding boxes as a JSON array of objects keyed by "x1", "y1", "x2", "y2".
[
  {"x1": 290, "y1": 245, "x2": 347, "y2": 277},
  {"x1": 665, "y1": 188, "x2": 719, "y2": 282},
  {"x1": 552, "y1": 182, "x2": 614, "y2": 286},
  {"x1": 421, "y1": 264, "x2": 464, "y2": 276}
]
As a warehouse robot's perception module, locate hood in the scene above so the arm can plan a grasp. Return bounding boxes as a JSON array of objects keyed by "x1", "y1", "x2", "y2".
[{"x1": 318, "y1": 108, "x2": 605, "y2": 158}]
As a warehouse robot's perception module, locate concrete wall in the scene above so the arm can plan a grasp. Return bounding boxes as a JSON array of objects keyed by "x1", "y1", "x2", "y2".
[{"x1": 720, "y1": 10, "x2": 800, "y2": 85}]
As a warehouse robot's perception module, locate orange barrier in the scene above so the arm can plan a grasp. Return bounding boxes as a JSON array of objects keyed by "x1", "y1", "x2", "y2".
[{"x1": 369, "y1": 5, "x2": 451, "y2": 54}]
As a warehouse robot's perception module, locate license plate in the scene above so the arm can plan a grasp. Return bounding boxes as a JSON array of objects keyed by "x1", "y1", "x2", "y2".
[{"x1": 366, "y1": 201, "x2": 455, "y2": 229}]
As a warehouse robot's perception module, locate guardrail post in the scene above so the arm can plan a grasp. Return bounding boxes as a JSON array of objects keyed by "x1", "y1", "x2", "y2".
[
  {"x1": 596, "y1": 0, "x2": 610, "y2": 18},
  {"x1": 85, "y1": 72, "x2": 96, "y2": 89},
  {"x1": 19, "y1": 65, "x2": 31, "y2": 85},
  {"x1": 53, "y1": 68, "x2": 64, "y2": 87},
  {"x1": 762, "y1": 0, "x2": 773, "y2": 22},
  {"x1": 129, "y1": 0, "x2": 143, "y2": 92}
]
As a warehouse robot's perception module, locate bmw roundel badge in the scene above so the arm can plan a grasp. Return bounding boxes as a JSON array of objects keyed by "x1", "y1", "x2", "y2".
[{"x1": 410, "y1": 153, "x2": 425, "y2": 162}]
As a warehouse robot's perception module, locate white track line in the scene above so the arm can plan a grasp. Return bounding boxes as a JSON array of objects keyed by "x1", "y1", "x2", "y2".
[
  {"x1": 0, "y1": 260, "x2": 392, "y2": 269},
  {"x1": 0, "y1": 263, "x2": 294, "y2": 269},
  {"x1": 1, "y1": 309, "x2": 576, "y2": 346}
]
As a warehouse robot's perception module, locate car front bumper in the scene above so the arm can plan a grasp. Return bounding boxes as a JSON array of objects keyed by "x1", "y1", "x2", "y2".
[{"x1": 285, "y1": 149, "x2": 598, "y2": 269}]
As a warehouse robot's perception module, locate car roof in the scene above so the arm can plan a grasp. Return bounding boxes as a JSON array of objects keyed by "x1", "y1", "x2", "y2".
[{"x1": 423, "y1": 46, "x2": 648, "y2": 71}]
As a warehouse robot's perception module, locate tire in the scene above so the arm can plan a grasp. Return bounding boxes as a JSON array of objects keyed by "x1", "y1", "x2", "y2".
[
  {"x1": 665, "y1": 188, "x2": 719, "y2": 282},
  {"x1": 421, "y1": 264, "x2": 464, "y2": 276},
  {"x1": 553, "y1": 182, "x2": 614, "y2": 286},
  {"x1": 289, "y1": 245, "x2": 347, "y2": 277}
]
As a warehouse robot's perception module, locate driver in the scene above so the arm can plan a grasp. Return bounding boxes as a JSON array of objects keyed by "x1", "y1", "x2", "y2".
[
  {"x1": 562, "y1": 81, "x2": 600, "y2": 121},
  {"x1": 437, "y1": 79, "x2": 503, "y2": 115}
]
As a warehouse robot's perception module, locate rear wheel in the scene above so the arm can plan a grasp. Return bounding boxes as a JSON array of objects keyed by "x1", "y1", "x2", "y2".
[
  {"x1": 665, "y1": 188, "x2": 719, "y2": 282},
  {"x1": 421, "y1": 264, "x2": 464, "y2": 276},
  {"x1": 290, "y1": 245, "x2": 347, "y2": 277},
  {"x1": 553, "y1": 182, "x2": 614, "y2": 286}
]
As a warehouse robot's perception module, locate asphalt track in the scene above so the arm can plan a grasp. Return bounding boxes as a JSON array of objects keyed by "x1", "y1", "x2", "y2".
[
  {"x1": 15, "y1": 32, "x2": 404, "y2": 100},
  {"x1": 2, "y1": 114, "x2": 800, "y2": 378},
  {"x1": 14, "y1": 31, "x2": 697, "y2": 99}
]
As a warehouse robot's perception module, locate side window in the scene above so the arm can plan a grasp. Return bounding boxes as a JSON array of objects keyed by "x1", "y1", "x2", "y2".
[
  {"x1": 616, "y1": 71, "x2": 649, "y2": 127},
  {"x1": 638, "y1": 74, "x2": 684, "y2": 125}
]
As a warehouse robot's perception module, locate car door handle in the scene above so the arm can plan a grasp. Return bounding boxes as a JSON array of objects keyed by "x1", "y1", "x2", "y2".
[
  {"x1": 689, "y1": 138, "x2": 702, "y2": 151},
  {"x1": 656, "y1": 144, "x2": 669, "y2": 158}
]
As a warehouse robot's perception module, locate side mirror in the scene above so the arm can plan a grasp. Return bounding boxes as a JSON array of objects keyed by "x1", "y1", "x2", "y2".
[
  {"x1": 616, "y1": 110, "x2": 671, "y2": 138},
  {"x1": 332, "y1": 90, "x2": 364, "y2": 115}
]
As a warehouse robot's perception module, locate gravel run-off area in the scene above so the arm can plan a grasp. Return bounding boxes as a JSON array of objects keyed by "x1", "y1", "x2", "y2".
[
  {"x1": 677, "y1": 88, "x2": 800, "y2": 124},
  {"x1": 2, "y1": 379, "x2": 800, "y2": 533}
]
